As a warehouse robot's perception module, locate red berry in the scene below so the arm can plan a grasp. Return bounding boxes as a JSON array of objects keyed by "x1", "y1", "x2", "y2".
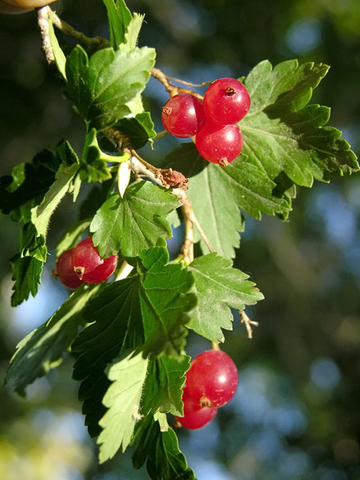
[
  {"x1": 195, "y1": 121, "x2": 243, "y2": 165},
  {"x1": 161, "y1": 93, "x2": 206, "y2": 138},
  {"x1": 56, "y1": 249, "x2": 84, "y2": 289},
  {"x1": 72, "y1": 237, "x2": 118, "y2": 284},
  {"x1": 203, "y1": 77, "x2": 250, "y2": 125},
  {"x1": 175, "y1": 386, "x2": 218, "y2": 430},
  {"x1": 185, "y1": 350, "x2": 238, "y2": 408}
]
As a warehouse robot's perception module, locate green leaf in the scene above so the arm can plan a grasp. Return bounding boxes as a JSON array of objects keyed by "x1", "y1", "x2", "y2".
[
  {"x1": 0, "y1": 150, "x2": 60, "y2": 222},
  {"x1": 167, "y1": 60, "x2": 359, "y2": 259},
  {"x1": 141, "y1": 355, "x2": 190, "y2": 417},
  {"x1": 80, "y1": 128, "x2": 112, "y2": 182},
  {"x1": 5, "y1": 284, "x2": 100, "y2": 394},
  {"x1": 10, "y1": 254, "x2": 43, "y2": 307},
  {"x1": 241, "y1": 60, "x2": 359, "y2": 185},
  {"x1": 113, "y1": 112, "x2": 156, "y2": 149},
  {"x1": 122, "y1": 13, "x2": 145, "y2": 51},
  {"x1": 48, "y1": 13, "x2": 67, "y2": 79},
  {"x1": 103, "y1": 0, "x2": 132, "y2": 49},
  {"x1": 167, "y1": 143, "x2": 288, "y2": 258},
  {"x1": 55, "y1": 219, "x2": 91, "y2": 259},
  {"x1": 133, "y1": 415, "x2": 197, "y2": 480},
  {"x1": 30, "y1": 163, "x2": 78, "y2": 261},
  {"x1": 189, "y1": 253, "x2": 264, "y2": 343},
  {"x1": 72, "y1": 247, "x2": 196, "y2": 436},
  {"x1": 90, "y1": 181, "x2": 180, "y2": 258},
  {"x1": 98, "y1": 350, "x2": 149, "y2": 463},
  {"x1": 66, "y1": 45, "x2": 156, "y2": 130}
]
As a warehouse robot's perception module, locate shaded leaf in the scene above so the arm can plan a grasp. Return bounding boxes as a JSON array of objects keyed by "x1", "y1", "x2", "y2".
[
  {"x1": 10, "y1": 254, "x2": 43, "y2": 307},
  {"x1": 5, "y1": 284, "x2": 100, "y2": 393},
  {"x1": 141, "y1": 355, "x2": 190, "y2": 417},
  {"x1": 114, "y1": 112, "x2": 156, "y2": 149},
  {"x1": 0, "y1": 150, "x2": 59, "y2": 222},
  {"x1": 133, "y1": 414, "x2": 197, "y2": 480}
]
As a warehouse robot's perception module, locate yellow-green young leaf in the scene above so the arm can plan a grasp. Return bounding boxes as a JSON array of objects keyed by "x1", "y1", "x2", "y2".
[
  {"x1": 103, "y1": 0, "x2": 132, "y2": 49},
  {"x1": 30, "y1": 164, "x2": 78, "y2": 261},
  {"x1": 90, "y1": 181, "x2": 180, "y2": 258},
  {"x1": 98, "y1": 350, "x2": 149, "y2": 463},
  {"x1": 189, "y1": 253, "x2": 264, "y2": 343},
  {"x1": 48, "y1": 13, "x2": 67, "y2": 79}
]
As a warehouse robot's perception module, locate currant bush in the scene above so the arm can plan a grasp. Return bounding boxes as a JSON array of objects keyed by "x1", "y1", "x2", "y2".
[
  {"x1": 195, "y1": 121, "x2": 243, "y2": 165},
  {"x1": 56, "y1": 248, "x2": 84, "y2": 289},
  {"x1": 72, "y1": 237, "x2": 118, "y2": 284},
  {"x1": 203, "y1": 77, "x2": 251, "y2": 125},
  {"x1": 175, "y1": 386, "x2": 218, "y2": 430},
  {"x1": 185, "y1": 350, "x2": 239, "y2": 408},
  {"x1": 161, "y1": 93, "x2": 205, "y2": 137}
]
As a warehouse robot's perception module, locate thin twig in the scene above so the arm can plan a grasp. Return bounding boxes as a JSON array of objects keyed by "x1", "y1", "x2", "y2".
[
  {"x1": 49, "y1": 7, "x2": 110, "y2": 49},
  {"x1": 165, "y1": 75, "x2": 212, "y2": 88},
  {"x1": 240, "y1": 310, "x2": 259, "y2": 339},
  {"x1": 191, "y1": 213, "x2": 215, "y2": 253},
  {"x1": 151, "y1": 67, "x2": 203, "y2": 100}
]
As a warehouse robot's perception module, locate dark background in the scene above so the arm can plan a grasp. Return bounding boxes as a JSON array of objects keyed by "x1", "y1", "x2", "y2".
[{"x1": 1, "y1": 0, "x2": 360, "y2": 479}]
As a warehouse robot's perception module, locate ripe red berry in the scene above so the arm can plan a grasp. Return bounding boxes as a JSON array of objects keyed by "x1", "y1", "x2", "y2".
[
  {"x1": 161, "y1": 93, "x2": 206, "y2": 138},
  {"x1": 72, "y1": 237, "x2": 118, "y2": 284},
  {"x1": 175, "y1": 386, "x2": 218, "y2": 430},
  {"x1": 185, "y1": 350, "x2": 238, "y2": 408},
  {"x1": 56, "y1": 248, "x2": 84, "y2": 289},
  {"x1": 203, "y1": 77, "x2": 250, "y2": 125},
  {"x1": 195, "y1": 121, "x2": 243, "y2": 165}
]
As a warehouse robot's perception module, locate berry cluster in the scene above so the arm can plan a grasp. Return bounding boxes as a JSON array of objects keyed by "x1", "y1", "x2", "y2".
[
  {"x1": 56, "y1": 237, "x2": 118, "y2": 288},
  {"x1": 161, "y1": 78, "x2": 250, "y2": 166},
  {"x1": 175, "y1": 349, "x2": 238, "y2": 430}
]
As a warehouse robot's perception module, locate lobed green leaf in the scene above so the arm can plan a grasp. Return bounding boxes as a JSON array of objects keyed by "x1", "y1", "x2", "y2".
[
  {"x1": 189, "y1": 253, "x2": 264, "y2": 343},
  {"x1": 90, "y1": 181, "x2": 180, "y2": 258},
  {"x1": 167, "y1": 144, "x2": 288, "y2": 258},
  {"x1": 98, "y1": 350, "x2": 149, "y2": 462},
  {"x1": 72, "y1": 247, "x2": 196, "y2": 436},
  {"x1": 66, "y1": 45, "x2": 156, "y2": 130}
]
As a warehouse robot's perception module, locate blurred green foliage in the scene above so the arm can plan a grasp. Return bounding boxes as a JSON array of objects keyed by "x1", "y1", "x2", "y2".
[{"x1": 0, "y1": 0, "x2": 360, "y2": 479}]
